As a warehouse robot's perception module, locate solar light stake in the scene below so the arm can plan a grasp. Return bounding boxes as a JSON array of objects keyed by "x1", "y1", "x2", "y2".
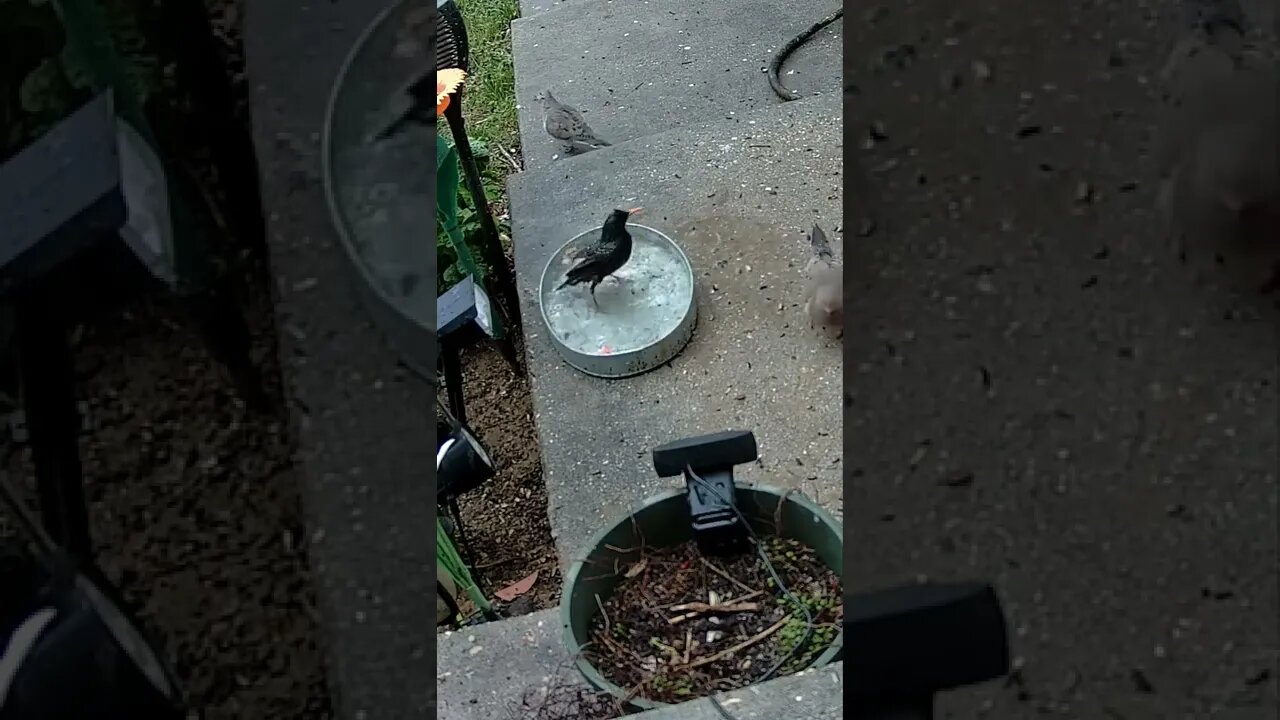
[
  {"x1": 0, "y1": 92, "x2": 128, "y2": 563},
  {"x1": 653, "y1": 430, "x2": 759, "y2": 556}
]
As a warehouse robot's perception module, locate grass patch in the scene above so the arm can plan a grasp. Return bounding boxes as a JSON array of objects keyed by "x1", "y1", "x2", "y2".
[
  {"x1": 456, "y1": 0, "x2": 521, "y2": 178},
  {"x1": 437, "y1": 0, "x2": 522, "y2": 291}
]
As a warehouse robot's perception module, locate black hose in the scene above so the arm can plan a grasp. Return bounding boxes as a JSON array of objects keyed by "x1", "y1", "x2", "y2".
[{"x1": 768, "y1": 9, "x2": 844, "y2": 101}]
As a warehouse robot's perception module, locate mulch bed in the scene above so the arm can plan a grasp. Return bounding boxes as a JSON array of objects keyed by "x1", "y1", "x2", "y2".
[{"x1": 586, "y1": 537, "x2": 842, "y2": 705}]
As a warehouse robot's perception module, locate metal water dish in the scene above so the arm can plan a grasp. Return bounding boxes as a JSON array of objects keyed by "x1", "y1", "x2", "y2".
[
  {"x1": 538, "y1": 223, "x2": 696, "y2": 378},
  {"x1": 321, "y1": 0, "x2": 434, "y2": 378}
]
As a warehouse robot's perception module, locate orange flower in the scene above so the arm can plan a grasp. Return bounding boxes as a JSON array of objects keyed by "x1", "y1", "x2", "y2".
[{"x1": 437, "y1": 68, "x2": 467, "y2": 116}]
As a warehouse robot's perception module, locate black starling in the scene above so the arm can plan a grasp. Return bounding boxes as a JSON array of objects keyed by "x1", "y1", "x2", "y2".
[
  {"x1": 373, "y1": 72, "x2": 437, "y2": 141},
  {"x1": 558, "y1": 208, "x2": 643, "y2": 305}
]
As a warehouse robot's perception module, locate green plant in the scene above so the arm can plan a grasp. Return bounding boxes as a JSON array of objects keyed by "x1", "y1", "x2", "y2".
[
  {"x1": 437, "y1": 133, "x2": 508, "y2": 338},
  {"x1": 2, "y1": 0, "x2": 170, "y2": 159},
  {"x1": 436, "y1": 133, "x2": 504, "y2": 290},
  {"x1": 436, "y1": 133, "x2": 481, "y2": 285}
]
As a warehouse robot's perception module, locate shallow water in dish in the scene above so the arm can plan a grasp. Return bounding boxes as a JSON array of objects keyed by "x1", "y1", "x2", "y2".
[
  {"x1": 333, "y1": 127, "x2": 435, "y2": 322},
  {"x1": 324, "y1": 0, "x2": 435, "y2": 332},
  {"x1": 540, "y1": 225, "x2": 695, "y2": 356}
]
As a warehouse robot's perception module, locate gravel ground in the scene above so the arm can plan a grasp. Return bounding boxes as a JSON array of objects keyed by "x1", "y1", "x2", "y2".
[
  {"x1": 845, "y1": 1, "x2": 1277, "y2": 717},
  {"x1": 451, "y1": 338, "x2": 560, "y2": 616},
  {"x1": 1, "y1": 290, "x2": 330, "y2": 720},
  {"x1": 0, "y1": 1, "x2": 331, "y2": 717}
]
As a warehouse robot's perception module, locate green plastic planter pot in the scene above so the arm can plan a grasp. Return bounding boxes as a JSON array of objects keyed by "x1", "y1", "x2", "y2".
[{"x1": 560, "y1": 483, "x2": 843, "y2": 710}]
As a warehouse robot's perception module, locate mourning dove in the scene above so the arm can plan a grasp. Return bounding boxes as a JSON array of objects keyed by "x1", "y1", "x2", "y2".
[
  {"x1": 534, "y1": 90, "x2": 612, "y2": 156},
  {"x1": 803, "y1": 224, "x2": 843, "y2": 338},
  {"x1": 1157, "y1": 0, "x2": 1280, "y2": 292}
]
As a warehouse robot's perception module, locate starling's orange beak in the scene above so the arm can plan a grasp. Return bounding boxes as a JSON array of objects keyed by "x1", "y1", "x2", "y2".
[{"x1": 626, "y1": 207, "x2": 644, "y2": 216}]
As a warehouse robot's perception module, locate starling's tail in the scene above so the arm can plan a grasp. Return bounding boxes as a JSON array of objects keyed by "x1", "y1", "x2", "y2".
[{"x1": 808, "y1": 224, "x2": 833, "y2": 261}]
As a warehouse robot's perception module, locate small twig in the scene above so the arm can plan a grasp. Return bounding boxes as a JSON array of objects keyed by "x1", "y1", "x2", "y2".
[
  {"x1": 668, "y1": 602, "x2": 762, "y2": 625},
  {"x1": 624, "y1": 558, "x2": 648, "y2": 579},
  {"x1": 604, "y1": 543, "x2": 639, "y2": 554},
  {"x1": 495, "y1": 143, "x2": 522, "y2": 172},
  {"x1": 686, "y1": 616, "x2": 790, "y2": 670},
  {"x1": 670, "y1": 601, "x2": 762, "y2": 615},
  {"x1": 683, "y1": 627, "x2": 693, "y2": 664},
  {"x1": 773, "y1": 488, "x2": 797, "y2": 535},
  {"x1": 595, "y1": 593, "x2": 611, "y2": 636},
  {"x1": 599, "y1": 633, "x2": 644, "y2": 663},
  {"x1": 652, "y1": 639, "x2": 683, "y2": 664},
  {"x1": 699, "y1": 557, "x2": 755, "y2": 594},
  {"x1": 665, "y1": 589, "x2": 764, "y2": 609},
  {"x1": 629, "y1": 512, "x2": 647, "y2": 556}
]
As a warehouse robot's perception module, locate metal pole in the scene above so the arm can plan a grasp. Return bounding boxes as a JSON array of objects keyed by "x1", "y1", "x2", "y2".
[
  {"x1": 441, "y1": 343, "x2": 467, "y2": 426},
  {"x1": 444, "y1": 498, "x2": 498, "y2": 620},
  {"x1": 14, "y1": 291, "x2": 91, "y2": 562},
  {"x1": 443, "y1": 101, "x2": 522, "y2": 331},
  {"x1": 438, "y1": 579, "x2": 463, "y2": 626},
  {"x1": 182, "y1": 280, "x2": 270, "y2": 412}
]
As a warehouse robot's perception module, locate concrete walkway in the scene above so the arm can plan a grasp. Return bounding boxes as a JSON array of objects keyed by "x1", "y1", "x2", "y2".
[
  {"x1": 844, "y1": 1, "x2": 1277, "y2": 717},
  {"x1": 440, "y1": 0, "x2": 846, "y2": 716},
  {"x1": 509, "y1": 0, "x2": 845, "y2": 575},
  {"x1": 243, "y1": 1, "x2": 435, "y2": 718}
]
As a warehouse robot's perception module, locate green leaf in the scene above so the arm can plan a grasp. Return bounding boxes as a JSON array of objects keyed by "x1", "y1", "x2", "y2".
[
  {"x1": 436, "y1": 134, "x2": 476, "y2": 277},
  {"x1": 18, "y1": 58, "x2": 68, "y2": 114},
  {"x1": 436, "y1": 133, "x2": 505, "y2": 339},
  {"x1": 437, "y1": 136, "x2": 459, "y2": 215}
]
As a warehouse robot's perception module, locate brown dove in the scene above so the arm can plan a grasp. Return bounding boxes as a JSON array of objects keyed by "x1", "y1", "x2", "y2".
[
  {"x1": 803, "y1": 224, "x2": 843, "y2": 338},
  {"x1": 534, "y1": 89, "x2": 612, "y2": 156},
  {"x1": 1156, "y1": 0, "x2": 1280, "y2": 293}
]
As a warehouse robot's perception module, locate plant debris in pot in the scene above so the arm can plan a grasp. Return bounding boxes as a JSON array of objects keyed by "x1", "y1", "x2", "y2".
[{"x1": 586, "y1": 536, "x2": 841, "y2": 705}]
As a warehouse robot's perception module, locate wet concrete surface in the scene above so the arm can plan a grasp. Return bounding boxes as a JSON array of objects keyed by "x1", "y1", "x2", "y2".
[
  {"x1": 508, "y1": 93, "x2": 843, "y2": 567},
  {"x1": 243, "y1": 0, "x2": 435, "y2": 717},
  {"x1": 844, "y1": 1, "x2": 1276, "y2": 717},
  {"x1": 511, "y1": 0, "x2": 842, "y2": 169}
]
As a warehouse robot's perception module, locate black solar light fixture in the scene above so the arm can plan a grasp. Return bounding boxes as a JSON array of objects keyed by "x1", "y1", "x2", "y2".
[
  {"x1": 434, "y1": 391, "x2": 495, "y2": 581},
  {"x1": 653, "y1": 430, "x2": 758, "y2": 556},
  {"x1": 435, "y1": 395, "x2": 496, "y2": 504},
  {"x1": 0, "y1": 479, "x2": 185, "y2": 720},
  {"x1": 0, "y1": 92, "x2": 128, "y2": 562},
  {"x1": 436, "y1": 273, "x2": 506, "y2": 426},
  {"x1": 846, "y1": 581, "x2": 1011, "y2": 718}
]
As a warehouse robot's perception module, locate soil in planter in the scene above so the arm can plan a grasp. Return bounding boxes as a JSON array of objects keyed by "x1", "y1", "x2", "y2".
[{"x1": 587, "y1": 536, "x2": 842, "y2": 705}]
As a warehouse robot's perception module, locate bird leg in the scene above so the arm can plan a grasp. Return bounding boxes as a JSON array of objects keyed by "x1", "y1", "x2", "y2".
[{"x1": 590, "y1": 283, "x2": 601, "y2": 308}]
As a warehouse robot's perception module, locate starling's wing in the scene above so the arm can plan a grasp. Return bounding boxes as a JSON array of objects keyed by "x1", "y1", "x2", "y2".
[{"x1": 569, "y1": 237, "x2": 616, "y2": 267}]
